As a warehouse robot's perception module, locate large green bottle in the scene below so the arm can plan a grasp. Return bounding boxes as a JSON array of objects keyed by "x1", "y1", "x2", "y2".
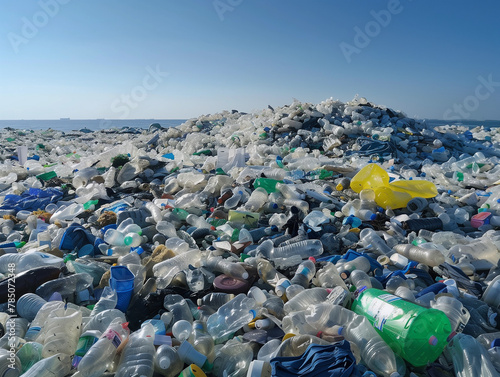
[
  {"x1": 351, "y1": 287, "x2": 452, "y2": 367},
  {"x1": 253, "y1": 177, "x2": 282, "y2": 194}
]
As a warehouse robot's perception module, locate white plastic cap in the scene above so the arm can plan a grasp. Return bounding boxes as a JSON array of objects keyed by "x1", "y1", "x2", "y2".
[
  {"x1": 246, "y1": 360, "x2": 272, "y2": 377},
  {"x1": 275, "y1": 278, "x2": 291, "y2": 297},
  {"x1": 177, "y1": 340, "x2": 207, "y2": 368}
]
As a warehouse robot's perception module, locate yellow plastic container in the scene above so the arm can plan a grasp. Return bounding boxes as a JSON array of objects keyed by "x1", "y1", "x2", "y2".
[{"x1": 351, "y1": 164, "x2": 438, "y2": 209}]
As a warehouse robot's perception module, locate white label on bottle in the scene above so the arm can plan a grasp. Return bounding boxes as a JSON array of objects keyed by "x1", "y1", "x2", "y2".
[{"x1": 366, "y1": 294, "x2": 401, "y2": 331}]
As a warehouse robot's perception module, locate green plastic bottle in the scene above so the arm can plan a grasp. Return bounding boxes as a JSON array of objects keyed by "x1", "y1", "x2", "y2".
[
  {"x1": 253, "y1": 177, "x2": 282, "y2": 194},
  {"x1": 351, "y1": 287, "x2": 452, "y2": 367}
]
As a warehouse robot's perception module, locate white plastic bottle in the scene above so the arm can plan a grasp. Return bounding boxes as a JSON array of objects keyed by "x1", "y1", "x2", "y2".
[{"x1": 25, "y1": 301, "x2": 66, "y2": 342}]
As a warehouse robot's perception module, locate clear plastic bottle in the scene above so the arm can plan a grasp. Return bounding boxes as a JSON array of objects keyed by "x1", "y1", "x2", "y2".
[
  {"x1": 243, "y1": 187, "x2": 268, "y2": 212},
  {"x1": 77, "y1": 320, "x2": 130, "y2": 377},
  {"x1": 256, "y1": 258, "x2": 291, "y2": 296},
  {"x1": 430, "y1": 296, "x2": 470, "y2": 333},
  {"x1": 283, "y1": 287, "x2": 330, "y2": 314},
  {"x1": 81, "y1": 308, "x2": 127, "y2": 334},
  {"x1": 212, "y1": 337, "x2": 254, "y2": 377},
  {"x1": 257, "y1": 239, "x2": 323, "y2": 260},
  {"x1": 290, "y1": 257, "x2": 316, "y2": 288},
  {"x1": 90, "y1": 286, "x2": 117, "y2": 316},
  {"x1": 304, "y1": 303, "x2": 401, "y2": 377},
  {"x1": 20, "y1": 353, "x2": 71, "y2": 377},
  {"x1": 392, "y1": 244, "x2": 445, "y2": 267},
  {"x1": 152, "y1": 249, "x2": 202, "y2": 279},
  {"x1": 197, "y1": 292, "x2": 235, "y2": 310},
  {"x1": 35, "y1": 273, "x2": 93, "y2": 302},
  {"x1": 336, "y1": 256, "x2": 371, "y2": 278},
  {"x1": 205, "y1": 256, "x2": 249, "y2": 280},
  {"x1": 114, "y1": 323, "x2": 155, "y2": 377},
  {"x1": 16, "y1": 293, "x2": 46, "y2": 322},
  {"x1": 40, "y1": 306, "x2": 82, "y2": 357},
  {"x1": 163, "y1": 294, "x2": 194, "y2": 323},
  {"x1": 446, "y1": 332, "x2": 498, "y2": 377},
  {"x1": 0, "y1": 251, "x2": 64, "y2": 274},
  {"x1": 314, "y1": 262, "x2": 349, "y2": 291},
  {"x1": 349, "y1": 269, "x2": 372, "y2": 291},
  {"x1": 192, "y1": 320, "x2": 215, "y2": 363},
  {"x1": 206, "y1": 294, "x2": 257, "y2": 343},
  {"x1": 154, "y1": 345, "x2": 184, "y2": 377},
  {"x1": 359, "y1": 228, "x2": 394, "y2": 256}
]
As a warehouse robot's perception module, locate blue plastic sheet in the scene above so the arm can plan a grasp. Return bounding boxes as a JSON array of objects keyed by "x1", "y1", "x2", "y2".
[{"x1": 0, "y1": 187, "x2": 63, "y2": 212}]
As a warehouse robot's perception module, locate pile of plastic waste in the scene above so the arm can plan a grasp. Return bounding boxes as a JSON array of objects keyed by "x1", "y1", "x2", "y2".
[{"x1": 0, "y1": 96, "x2": 500, "y2": 376}]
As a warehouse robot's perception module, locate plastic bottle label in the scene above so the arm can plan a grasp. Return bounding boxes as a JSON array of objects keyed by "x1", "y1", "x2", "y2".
[
  {"x1": 102, "y1": 329, "x2": 122, "y2": 348},
  {"x1": 75, "y1": 335, "x2": 99, "y2": 356},
  {"x1": 298, "y1": 267, "x2": 310, "y2": 276},
  {"x1": 366, "y1": 294, "x2": 401, "y2": 331}
]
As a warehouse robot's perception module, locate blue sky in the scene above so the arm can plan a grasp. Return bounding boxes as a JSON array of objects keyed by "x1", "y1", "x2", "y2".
[{"x1": 1, "y1": 0, "x2": 499, "y2": 120}]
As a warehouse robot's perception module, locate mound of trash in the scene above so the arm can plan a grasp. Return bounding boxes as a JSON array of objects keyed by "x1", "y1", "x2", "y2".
[{"x1": 0, "y1": 96, "x2": 500, "y2": 376}]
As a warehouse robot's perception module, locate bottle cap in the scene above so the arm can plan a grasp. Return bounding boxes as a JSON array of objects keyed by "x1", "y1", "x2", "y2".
[
  {"x1": 491, "y1": 338, "x2": 500, "y2": 348},
  {"x1": 275, "y1": 278, "x2": 291, "y2": 297},
  {"x1": 246, "y1": 360, "x2": 272, "y2": 377},
  {"x1": 177, "y1": 341, "x2": 207, "y2": 368},
  {"x1": 308, "y1": 257, "x2": 316, "y2": 263},
  {"x1": 428, "y1": 335, "x2": 438, "y2": 346}
]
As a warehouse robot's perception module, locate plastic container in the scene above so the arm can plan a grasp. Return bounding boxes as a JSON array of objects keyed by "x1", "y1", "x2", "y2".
[
  {"x1": 20, "y1": 353, "x2": 71, "y2": 377},
  {"x1": 16, "y1": 341, "x2": 43, "y2": 374},
  {"x1": 352, "y1": 287, "x2": 452, "y2": 367},
  {"x1": 206, "y1": 293, "x2": 257, "y2": 343},
  {"x1": 16, "y1": 293, "x2": 46, "y2": 322},
  {"x1": 40, "y1": 306, "x2": 82, "y2": 358},
  {"x1": 154, "y1": 345, "x2": 184, "y2": 377},
  {"x1": 114, "y1": 323, "x2": 155, "y2": 377},
  {"x1": 290, "y1": 257, "x2": 316, "y2": 288},
  {"x1": 109, "y1": 265, "x2": 135, "y2": 312},
  {"x1": 392, "y1": 244, "x2": 445, "y2": 267},
  {"x1": 446, "y1": 333, "x2": 498, "y2": 377}
]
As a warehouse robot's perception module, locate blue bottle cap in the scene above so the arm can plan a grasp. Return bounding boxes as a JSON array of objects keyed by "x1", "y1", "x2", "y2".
[{"x1": 492, "y1": 338, "x2": 500, "y2": 348}]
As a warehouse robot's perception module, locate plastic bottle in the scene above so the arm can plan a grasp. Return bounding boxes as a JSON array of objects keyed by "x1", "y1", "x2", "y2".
[
  {"x1": 152, "y1": 249, "x2": 202, "y2": 279},
  {"x1": 40, "y1": 306, "x2": 82, "y2": 357},
  {"x1": 82, "y1": 309, "x2": 126, "y2": 334},
  {"x1": 192, "y1": 320, "x2": 215, "y2": 362},
  {"x1": 205, "y1": 256, "x2": 249, "y2": 280},
  {"x1": 90, "y1": 286, "x2": 117, "y2": 316},
  {"x1": 304, "y1": 303, "x2": 401, "y2": 377},
  {"x1": 314, "y1": 262, "x2": 349, "y2": 291},
  {"x1": 206, "y1": 293, "x2": 257, "y2": 343},
  {"x1": 24, "y1": 301, "x2": 66, "y2": 342},
  {"x1": 49, "y1": 203, "x2": 85, "y2": 224},
  {"x1": 430, "y1": 296, "x2": 470, "y2": 333},
  {"x1": 197, "y1": 293, "x2": 235, "y2": 310},
  {"x1": 77, "y1": 320, "x2": 130, "y2": 377},
  {"x1": 114, "y1": 323, "x2": 155, "y2": 377},
  {"x1": 283, "y1": 287, "x2": 331, "y2": 314},
  {"x1": 73, "y1": 330, "x2": 101, "y2": 369},
  {"x1": 257, "y1": 239, "x2": 323, "y2": 260},
  {"x1": 35, "y1": 273, "x2": 93, "y2": 302},
  {"x1": 0, "y1": 348, "x2": 21, "y2": 377},
  {"x1": 16, "y1": 341, "x2": 43, "y2": 374},
  {"x1": 0, "y1": 252, "x2": 64, "y2": 274},
  {"x1": 290, "y1": 257, "x2": 316, "y2": 288},
  {"x1": 172, "y1": 320, "x2": 192, "y2": 342},
  {"x1": 154, "y1": 345, "x2": 184, "y2": 377},
  {"x1": 349, "y1": 269, "x2": 372, "y2": 290},
  {"x1": 446, "y1": 332, "x2": 498, "y2": 377},
  {"x1": 212, "y1": 337, "x2": 254, "y2": 377},
  {"x1": 16, "y1": 293, "x2": 46, "y2": 322},
  {"x1": 359, "y1": 228, "x2": 394, "y2": 256},
  {"x1": 256, "y1": 258, "x2": 291, "y2": 296},
  {"x1": 336, "y1": 256, "x2": 371, "y2": 278},
  {"x1": 244, "y1": 187, "x2": 268, "y2": 212},
  {"x1": 392, "y1": 244, "x2": 445, "y2": 267},
  {"x1": 163, "y1": 294, "x2": 194, "y2": 323},
  {"x1": 20, "y1": 353, "x2": 71, "y2": 377},
  {"x1": 351, "y1": 287, "x2": 452, "y2": 367}
]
